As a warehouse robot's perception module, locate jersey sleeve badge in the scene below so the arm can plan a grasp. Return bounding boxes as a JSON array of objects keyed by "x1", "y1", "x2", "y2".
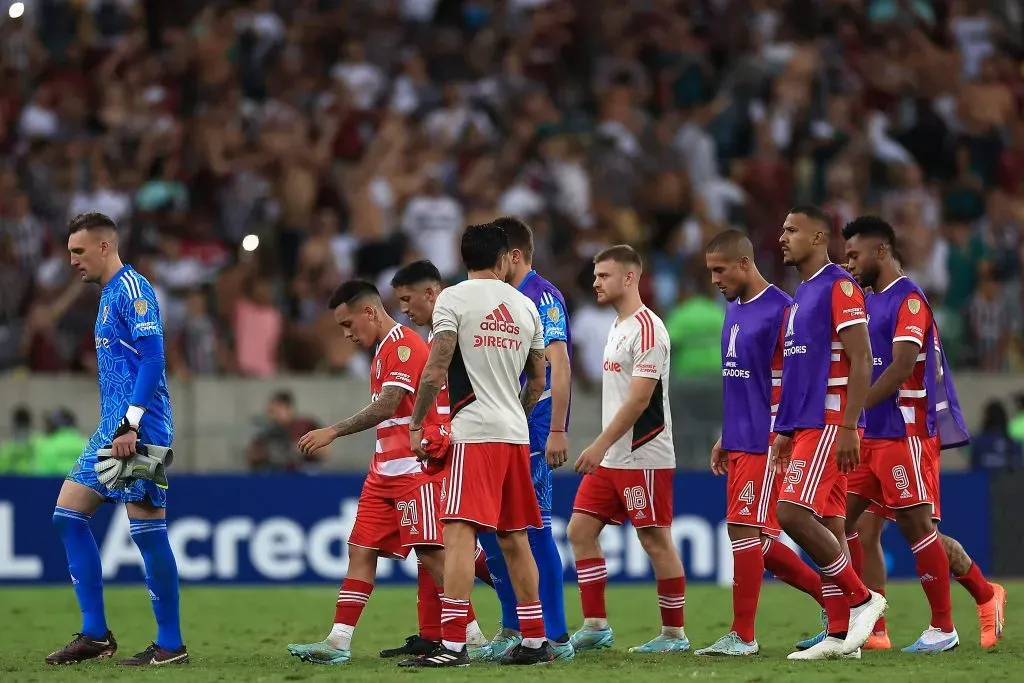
[
  {"x1": 133, "y1": 299, "x2": 148, "y2": 316},
  {"x1": 546, "y1": 305, "x2": 561, "y2": 322},
  {"x1": 397, "y1": 345, "x2": 411, "y2": 362},
  {"x1": 908, "y1": 298, "x2": 921, "y2": 314},
  {"x1": 840, "y1": 280, "x2": 854, "y2": 297}
]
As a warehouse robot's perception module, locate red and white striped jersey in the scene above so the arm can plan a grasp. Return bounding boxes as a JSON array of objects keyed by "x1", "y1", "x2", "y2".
[
  {"x1": 366, "y1": 324, "x2": 437, "y2": 496},
  {"x1": 824, "y1": 278, "x2": 868, "y2": 424},
  {"x1": 889, "y1": 289, "x2": 934, "y2": 437}
]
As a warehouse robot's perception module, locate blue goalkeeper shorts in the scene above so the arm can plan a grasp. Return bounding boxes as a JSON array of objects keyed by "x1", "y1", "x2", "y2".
[{"x1": 529, "y1": 413, "x2": 553, "y2": 513}]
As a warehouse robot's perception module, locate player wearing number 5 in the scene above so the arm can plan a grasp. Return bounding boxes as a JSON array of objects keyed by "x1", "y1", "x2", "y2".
[{"x1": 568, "y1": 246, "x2": 688, "y2": 654}]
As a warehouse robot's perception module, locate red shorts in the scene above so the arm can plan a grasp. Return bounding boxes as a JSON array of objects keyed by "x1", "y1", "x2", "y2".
[
  {"x1": 573, "y1": 466, "x2": 674, "y2": 528},
  {"x1": 348, "y1": 479, "x2": 443, "y2": 559},
  {"x1": 864, "y1": 435, "x2": 941, "y2": 522},
  {"x1": 440, "y1": 442, "x2": 542, "y2": 532},
  {"x1": 725, "y1": 451, "x2": 782, "y2": 538},
  {"x1": 847, "y1": 437, "x2": 931, "y2": 512},
  {"x1": 778, "y1": 426, "x2": 852, "y2": 518}
]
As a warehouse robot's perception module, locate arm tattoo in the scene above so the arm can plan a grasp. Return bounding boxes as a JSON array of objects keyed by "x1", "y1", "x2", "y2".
[
  {"x1": 332, "y1": 386, "x2": 405, "y2": 437},
  {"x1": 939, "y1": 533, "x2": 972, "y2": 576},
  {"x1": 519, "y1": 348, "x2": 546, "y2": 415},
  {"x1": 411, "y1": 331, "x2": 457, "y2": 426}
]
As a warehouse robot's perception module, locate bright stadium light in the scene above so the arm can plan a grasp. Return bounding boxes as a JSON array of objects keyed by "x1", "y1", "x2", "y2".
[
  {"x1": 241, "y1": 234, "x2": 260, "y2": 252},
  {"x1": 9, "y1": 2, "x2": 25, "y2": 19}
]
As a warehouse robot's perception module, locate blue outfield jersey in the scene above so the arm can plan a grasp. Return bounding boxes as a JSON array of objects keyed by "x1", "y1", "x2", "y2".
[{"x1": 70, "y1": 266, "x2": 173, "y2": 505}]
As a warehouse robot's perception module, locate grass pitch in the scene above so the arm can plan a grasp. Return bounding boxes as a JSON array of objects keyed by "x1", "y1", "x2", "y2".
[{"x1": 1, "y1": 580, "x2": 1019, "y2": 682}]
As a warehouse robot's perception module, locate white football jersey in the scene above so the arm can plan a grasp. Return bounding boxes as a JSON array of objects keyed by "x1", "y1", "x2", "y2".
[
  {"x1": 600, "y1": 305, "x2": 675, "y2": 469},
  {"x1": 432, "y1": 278, "x2": 544, "y2": 444}
]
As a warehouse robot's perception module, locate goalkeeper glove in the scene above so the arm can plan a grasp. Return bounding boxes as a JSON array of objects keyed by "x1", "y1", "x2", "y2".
[{"x1": 96, "y1": 444, "x2": 174, "y2": 489}]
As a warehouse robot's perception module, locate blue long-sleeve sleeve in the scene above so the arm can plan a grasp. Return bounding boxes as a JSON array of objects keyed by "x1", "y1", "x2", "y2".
[{"x1": 130, "y1": 334, "x2": 165, "y2": 409}]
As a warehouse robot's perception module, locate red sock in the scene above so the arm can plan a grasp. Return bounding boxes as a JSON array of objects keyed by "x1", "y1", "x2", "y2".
[
  {"x1": 517, "y1": 601, "x2": 545, "y2": 640},
  {"x1": 575, "y1": 558, "x2": 608, "y2": 619},
  {"x1": 955, "y1": 561, "x2": 994, "y2": 605},
  {"x1": 763, "y1": 538, "x2": 824, "y2": 607},
  {"x1": 440, "y1": 596, "x2": 470, "y2": 648},
  {"x1": 911, "y1": 531, "x2": 954, "y2": 632},
  {"x1": 474, "y1": 546, "x2": 494, "y2": 587},
  {"x1": 822, "y1": 582, "x2": 850, "y2": 635},
  {"x1": 334, "y1": 578, "x2": 373, "y2": 626},
  {"x1": 657, "y1": 576, "x2": 685, "y2": 628},
  {"x1": 730, "y1": 538, "x2": 764, "y2": 642},
  {"x1": 847, "y1": 531, "x2": 864, "y2": 577},
  {"x1": 872, "y1": 588, "x2": 887, "y2": 635},
  {"x1": 821, "y1": 553, "x2": 870, "y2": 605},
  {"x1": 417, "y1": 563, "x2": 442, "y2": 641}
]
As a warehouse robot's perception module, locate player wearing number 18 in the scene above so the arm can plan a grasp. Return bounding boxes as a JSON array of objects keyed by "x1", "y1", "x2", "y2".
[
  {"x1": 695, "y1": 230, "x2": 828, "y2": 657},
  {"x1": 568, "y1": 245, "x2": 688, "y2": 655}
]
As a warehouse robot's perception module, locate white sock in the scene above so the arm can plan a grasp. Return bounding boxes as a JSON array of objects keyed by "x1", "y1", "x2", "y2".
[
  {"x1": 584, "y1": 617, "x2": 609, "y2": 630},
  {"x1": 327, "y1": 623, "x2": 355, "y2": 650},
  {"x1": 466, "y1": 620, "x2": 485, "y2": 643},
  {"x1": 442, "y1": 640, "x2": 465, "y2": 652},
  {"x1": 522, "y1": 637, "x2": 546, "y2": 649},
  {"x1": 661, "y1": 625, "x2": 685, "y2": 639}
]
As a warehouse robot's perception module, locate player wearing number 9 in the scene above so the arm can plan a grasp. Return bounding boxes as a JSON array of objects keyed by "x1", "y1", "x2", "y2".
[{"x1": 696, "y1": 230, "x2": 829, "y2": 657}]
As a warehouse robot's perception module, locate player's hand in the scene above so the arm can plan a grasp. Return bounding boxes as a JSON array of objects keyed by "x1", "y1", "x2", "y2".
[
  {"x1": 835, "y1": 426, "x2": 860, "y2": 473},
  {"x1": 111, "y1": 421, "x2": 138, "y2": 460},
  {"x1": 770, "y1": 434, "x2": 792, "y2": 475},
  {"x1": 574, "y1": 443, "x2": 604, "y2": 475},
  {"x1": 545, "y1": 431, "x2": 569, "y2": 469},
  {"x1": 298, "y1": 427, "x2": 337, "y2": 455},
  {"x1": 710, "y1": 437, "x2": 728, "y2": 476},
  {"x1": 410, "y1": 426, "x2": 427, "y2": 459}
]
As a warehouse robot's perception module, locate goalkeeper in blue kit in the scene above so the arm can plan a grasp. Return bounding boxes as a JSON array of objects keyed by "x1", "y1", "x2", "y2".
[{"x1": 46, "y1": 213, "x2": 186, "y2": 666}]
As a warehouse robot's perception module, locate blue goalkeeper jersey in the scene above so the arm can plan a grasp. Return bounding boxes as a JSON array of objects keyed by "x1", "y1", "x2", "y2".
[
  {"x1": 517, "y1": 269, "x2": 572, "y2": 444},
  {"x1": 85, "y1": 265, "x2": 173, "y2": 459}
]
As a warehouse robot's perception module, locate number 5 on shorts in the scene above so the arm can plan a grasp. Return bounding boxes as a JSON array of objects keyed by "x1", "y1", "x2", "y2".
[{"x1": 785, "y1": 460, "x2": 807, "y2": 485}]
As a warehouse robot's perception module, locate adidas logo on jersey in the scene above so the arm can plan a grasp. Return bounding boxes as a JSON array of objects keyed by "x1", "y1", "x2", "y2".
[
  {"x1": 480, "y1": 304, "x2": 520, "y2": 335},
  {"x1": 900, "y1": 489, "x2": 912, "y2": 499},
  {"x1": 739, "y1": 506, "x2": 750, "y2": 516}
]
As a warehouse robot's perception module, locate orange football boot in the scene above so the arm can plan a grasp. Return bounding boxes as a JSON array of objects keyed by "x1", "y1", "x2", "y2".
[{"x1": 978, "y1": 583, "x2": 1006, "y2": 648}]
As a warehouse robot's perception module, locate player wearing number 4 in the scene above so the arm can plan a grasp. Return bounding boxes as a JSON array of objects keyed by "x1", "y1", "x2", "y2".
[
  {"x1": 695, "y1": 230, "x2": 829, "y2": 657},
  {"x1": 568, "y1": 245, "x2": 689, "y2": 655},
  {"x1": 286, "y1": 280, "x2": 485, "y2": 665}
]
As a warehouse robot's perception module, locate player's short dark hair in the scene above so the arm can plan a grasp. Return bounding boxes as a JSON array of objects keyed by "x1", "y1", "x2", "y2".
[
  {"x1": 68, "y1": 211, "x2": 117, "y2": 235},
  {"x1": 328, "y1": 279, "x2": 381, "y2": 309},
  {"x1": 461, "y1": 223, "x2": 510, "y2": 271},
  {"x1": 705, "y1": 229, "x2": 754, "y2": 259},
  {"x1": 788, "y1": 204, "x2": 833, "y2": 230},
  {"x1": 390, "y1": 260, "x2": 443, "y2": 288},
  {"x1": 841, "y1": 215, "x2": 897, "y2": 249},
  {"x1": 594, "y1": 244, "x2": 643, "y2": 272},
  {"x1": 493, "y1": 215, "x2": 534, "y2": 262}
]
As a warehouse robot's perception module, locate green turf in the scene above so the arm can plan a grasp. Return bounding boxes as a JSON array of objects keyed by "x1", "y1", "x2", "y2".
[{"x1": 1, "y1": 580, "x2": 1018, "y2": 682}]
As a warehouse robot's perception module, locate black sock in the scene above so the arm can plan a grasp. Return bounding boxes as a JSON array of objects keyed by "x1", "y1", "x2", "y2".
[
  {"x1": 828, "y1": 631, "x2": 848, "y2": 640},
  {"x1": 852, "y1": 596, "x2": 870, "y2": 609}
]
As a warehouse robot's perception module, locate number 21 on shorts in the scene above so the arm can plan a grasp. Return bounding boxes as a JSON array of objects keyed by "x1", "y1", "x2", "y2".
[{"x1": 397, "y1": 500, "x2": 419, "y2": 527}]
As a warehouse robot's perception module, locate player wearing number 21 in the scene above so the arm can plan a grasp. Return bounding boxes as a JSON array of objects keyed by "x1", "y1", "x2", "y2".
[
  {"x1": 567, "y1": 245, "x2": 689, "y2": 655},
  {"x1": 695, "y1": 230, "x2": 829, "y2": 657},
  {"x1": 771, "y1": 206, "x2": 887, "y2": 660},
  {"x1": 286, "y1": 280, "x2": 449, "y2": 666}
]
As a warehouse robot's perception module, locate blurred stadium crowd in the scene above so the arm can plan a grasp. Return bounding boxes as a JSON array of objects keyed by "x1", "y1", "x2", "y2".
[{"x1": 1, "y1": 0, "x2": 1024, "y2": 388}]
